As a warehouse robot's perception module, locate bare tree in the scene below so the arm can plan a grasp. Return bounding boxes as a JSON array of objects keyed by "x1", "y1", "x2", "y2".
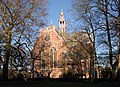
[
  {"x1": 0, "y1": 0, "x2": 47, "y2": 80},
  {"x1": 72, "y1": 0, "x2": 120, "y2": 79},
  {"x1": 96, "y1": 0, "x2": 120, "y2": 73},
  {"x1": 62, "y1": 31, "x2": 94, "y2": 79},
  {"x1": 72, "y1": 0, "x2": 99, "y2": 79}
]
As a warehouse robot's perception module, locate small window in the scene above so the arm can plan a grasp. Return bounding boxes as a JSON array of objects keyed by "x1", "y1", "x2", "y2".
[
  {"x1": 60, "y1": 21, "x2": 62, "y2": 24},
  {"x1": 63, "y1": 21, "x2": 64, "y2": 24}
]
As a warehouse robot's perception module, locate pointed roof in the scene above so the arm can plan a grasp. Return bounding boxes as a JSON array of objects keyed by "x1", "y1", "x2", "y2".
[
  {"x1": 50, "y1": 20, "x2": 53, "y2": 26},
  {"x1": 60, "y1": 9, "x2": 64, "y2": 19}
]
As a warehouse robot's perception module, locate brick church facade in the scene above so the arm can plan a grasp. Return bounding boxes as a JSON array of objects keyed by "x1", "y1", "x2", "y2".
[{"x1": 32, "y1": 10, "x2": 91, "y2": 78}]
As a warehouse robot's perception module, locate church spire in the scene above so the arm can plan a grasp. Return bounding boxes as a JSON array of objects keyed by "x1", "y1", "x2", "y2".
[
  {"x1": 58, "y1": 9, "x2": 66, "y2": 34},
  {"x1": 60, "y1": 8, "x2": 64, "y2": 19},
  {"x1": 50, "y1": 20, "x2": 53, "y2": 26}
]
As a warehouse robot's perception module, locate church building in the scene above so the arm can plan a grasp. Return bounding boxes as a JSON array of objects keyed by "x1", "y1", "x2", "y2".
[{"x1": 32, "y1": 10, "x2": 91, "y2": 78}]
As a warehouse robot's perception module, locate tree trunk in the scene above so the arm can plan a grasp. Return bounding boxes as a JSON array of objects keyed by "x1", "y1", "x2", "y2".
[
  {"x1": 3, "y1": 50, "x2": 9, "y2": 81},
  {"x1": 90, "y1": 55, "x2": 95, "y2": 81},
  {"x1": 118, "y1": 0, "x2": 120, "y2": 69},
  {"x1": 105, "y1": 0, "x2": 113, "y2": 69},
  {"x1": 2, "y1": 30, "x2": 12, "y2": 81}
]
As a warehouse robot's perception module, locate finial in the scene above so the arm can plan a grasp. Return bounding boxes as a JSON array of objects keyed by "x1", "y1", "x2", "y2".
[
  {"x1": 61, "y1": 9, "x2": 63, "y2": 12},
  {"x1": 50, "y1": 20, "x2": 53, "y2": 25},
  {"x1": 61, "y1": 4, "x2": 64, "y2": 13}
]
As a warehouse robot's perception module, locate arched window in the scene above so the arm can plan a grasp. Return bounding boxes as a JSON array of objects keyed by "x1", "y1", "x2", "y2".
[
  {"x1": 60, "y1": 21, "x2": 62, "y2": 24},
  {"x1": 50, "y1": 47, "x2": 57, "y2": 68},
  {"x1": 63, "y1": 21, "x2": 64, "y2": 24},
  {"x1": 50, "y1": 49, "x2": 53, "y2": 68},
  {"x1": 54, "y1": 48, "x2": 57, "y2": 68}
]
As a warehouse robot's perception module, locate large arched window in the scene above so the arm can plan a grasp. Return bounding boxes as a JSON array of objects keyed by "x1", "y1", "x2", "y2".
[
  {"x1": 54, "y1": 48, "x2": 57, "y2": 68},
  {"x1": 50, "y1": 47, "x2": 57, "y2": 68},
  {"x1": 50, "y1": 49, "x2": 53, "y2": 68}
]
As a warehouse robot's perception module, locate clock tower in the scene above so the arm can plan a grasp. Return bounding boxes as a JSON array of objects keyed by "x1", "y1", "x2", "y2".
[{"x1": 58, "y1": 9, "x2": 66, "y2": 35}]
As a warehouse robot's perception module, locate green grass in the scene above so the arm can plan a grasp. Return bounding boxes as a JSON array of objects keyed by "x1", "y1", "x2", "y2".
[{"x1": 0, "y1": 81, "x2": 120, "y2": 87}]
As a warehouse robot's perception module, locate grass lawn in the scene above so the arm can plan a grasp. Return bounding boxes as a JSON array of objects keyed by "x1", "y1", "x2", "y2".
[{"x1": 0, "y1": 81, "x2": 120, "y2": 87}]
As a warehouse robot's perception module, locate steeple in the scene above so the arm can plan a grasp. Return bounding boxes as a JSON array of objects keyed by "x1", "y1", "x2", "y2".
[
  {"x1": 50, "y1": 20, "x2": 53, "y2": 26},
  {"x1": 58, "y1": 9, "x2": 66, "y2": 34}
]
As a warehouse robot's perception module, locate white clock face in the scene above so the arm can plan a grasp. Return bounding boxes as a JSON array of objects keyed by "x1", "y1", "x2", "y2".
[{"x1": 44, "y1": 34, "x2": 50, "y2": 41}]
